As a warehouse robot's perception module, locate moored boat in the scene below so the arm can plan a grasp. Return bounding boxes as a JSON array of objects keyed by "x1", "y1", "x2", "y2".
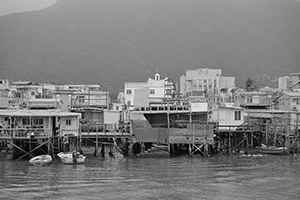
[
  {"x1": 256, "y1": 144, "x2": 287, "y2": 155},
  {"x1": 29, "y1": 155, "x2": 52, "y2": 166},
  {"x1": 57, "y1": 152, "x2": 86, "y2": 164}
]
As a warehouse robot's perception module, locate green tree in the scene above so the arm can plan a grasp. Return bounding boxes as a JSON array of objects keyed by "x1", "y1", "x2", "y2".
[{"x1": 245, "y1": 78, "x2": 257, "y2": 92}]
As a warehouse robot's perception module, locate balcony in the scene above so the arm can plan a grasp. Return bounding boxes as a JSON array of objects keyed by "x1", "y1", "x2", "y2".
[{"x1": 0, "y1": 127, "x2": 51, "y2": 139}]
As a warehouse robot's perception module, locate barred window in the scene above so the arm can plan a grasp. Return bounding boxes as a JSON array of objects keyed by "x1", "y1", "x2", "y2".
[
  {"x1": 66, "y1": 119, "x2": 71, "y2": 126},
  {"x1": 234, "y1": 111, "x2": 241, "y2": 121}
]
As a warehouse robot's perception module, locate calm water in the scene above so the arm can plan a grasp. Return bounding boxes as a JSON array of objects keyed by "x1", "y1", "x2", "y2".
[{"x1": 1, "y1": 153, "x2": 300, "y2": 200}]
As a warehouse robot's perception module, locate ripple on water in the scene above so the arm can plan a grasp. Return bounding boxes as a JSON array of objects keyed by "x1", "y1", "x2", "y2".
[{"x1": 1, "y1": 155, "x2": 300, "y2": 199}]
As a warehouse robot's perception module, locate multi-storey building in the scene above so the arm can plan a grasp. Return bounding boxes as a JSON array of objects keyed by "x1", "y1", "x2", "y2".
[
  {"x1": 180, "y1": 68, "x2": 235, "y2": 96},
  {"x1": 234, "y1": 91, "x2": 273, "y2": 109},
  {"x1": 0, "y1": 79, "x2": 9, "y2": 90},
  {"x1": 278, "y1": 72, "x2": 300, "y2": 91},
  {"x1": 276, "y1": 92, "x2": 300, "y2": 112},
  {"x1": 124, "y1": 73, "x2": 176, "y2": 108},
  {"x1": 290, "y1": 72, "x2": 300, "y2": 91},
  {"x1": 278, "y1": 76, "x2": 292, "y2": 90},
  {"x1": 0, "y1": 79, "x2": 9, "y2": 108},
  {"x1": 10, "y1": 81, "x2": 41, "y2": 101}
]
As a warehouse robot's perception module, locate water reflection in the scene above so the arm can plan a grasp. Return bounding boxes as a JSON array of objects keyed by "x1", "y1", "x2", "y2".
[{"x1": 1, "y1": 154, "x2": 300, "y2": 200}]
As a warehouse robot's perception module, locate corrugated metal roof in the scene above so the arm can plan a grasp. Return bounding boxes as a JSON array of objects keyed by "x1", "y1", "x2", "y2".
[
  {"x1": 283, "y1": 92, "x2": 300, "y2": 97},
  {"x1": 28, "y1": 99, "x2": 61, "y2": 102},
  {"x1": 12, "y1": 81, "x2": 38, "y2": 85},
  {"x1": 244, "y1": 109, "x2": 292, "y2": 118},
  {"x1": 0, "y1": 109, "x2": 81, "y2": 117},
  {"x1": 219, "y1": 106, "x2": 244, "y2": 110},
  {"x1": 246, "y1": 109, "x2": 291, "y2": 113}
]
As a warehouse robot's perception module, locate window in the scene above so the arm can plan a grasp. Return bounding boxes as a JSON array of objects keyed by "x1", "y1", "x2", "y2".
[
  {"x1": 15, "y1": 93, "x2": 21, "y2": 98},
  {"x1": 150, "y1": 89, "x2": 155, "y2": 94},
  {"x1": 234, "y1": 111, "x2": 241, "y2": 121},
  {"x1": 66, "y1": 119, "x2": 71, "y2": 126},
  {"x1": 33, "y1": 118, "x2": 43, "y2": 125},
  {"x1": 247, "y1": 98, "x2": 252, "y2": 103},
  {"x1": 22, "y1": 118, "x2": 30, "y2": 125},
  {"x1": 126, "y1": 89, "x2": 132, "y2": 95},
  {"x1": 78, "y1": 96, "x2": 85, "y2": 103},
  {"x1": 193, "y1": 82, "x2": 197, "y2": 89},
  {"x1": 22, "y1": 118, "x2": 44, "y2": 126}
]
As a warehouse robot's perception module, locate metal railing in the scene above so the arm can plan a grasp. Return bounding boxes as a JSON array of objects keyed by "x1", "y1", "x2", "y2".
[{"x1": 0, "y1": 127, "x2": 52, "y2": 138}]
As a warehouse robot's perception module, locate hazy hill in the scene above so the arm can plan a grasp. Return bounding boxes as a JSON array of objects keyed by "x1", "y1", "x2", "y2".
[{"x1": 0, "y1": 0, "x2": 300, "y2": 92}]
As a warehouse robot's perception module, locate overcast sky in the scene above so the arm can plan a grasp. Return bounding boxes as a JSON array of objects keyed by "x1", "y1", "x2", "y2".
[{"x1": 0, "y1": 0, "x2": 56, "y2": 16}]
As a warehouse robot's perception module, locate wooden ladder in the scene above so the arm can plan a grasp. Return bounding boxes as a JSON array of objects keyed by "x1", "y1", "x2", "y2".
[{"x1": 52, "y1": 136, "x2": 61, "y2": 155}]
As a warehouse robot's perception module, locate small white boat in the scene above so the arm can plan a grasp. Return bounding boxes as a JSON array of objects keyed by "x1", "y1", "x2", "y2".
[
  {"x1": 256, "y1": 144, "x2": 287, "y2": 155},
  {"x1": 57, "y1": 152, "x2": 86, "y2": 164},
  {"x1": 29, "y1": 155, "x2": 52, "y2": 166}
]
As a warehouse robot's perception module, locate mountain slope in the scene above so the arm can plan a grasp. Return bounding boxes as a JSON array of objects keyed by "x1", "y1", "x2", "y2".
[{"x1": 0, "y1": 0, "x2": 300, "y2": 91}]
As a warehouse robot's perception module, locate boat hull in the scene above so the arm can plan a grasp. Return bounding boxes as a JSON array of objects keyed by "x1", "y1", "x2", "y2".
[
  {"x1": 256, "y1": 147, "x2": 285, "y2": 155},
  {"x1": 57, "y1": 152, "x2": 86, "y2": 164},
  {"x1": 29, "y1": 155, "x2": 52, "y2": 166}
]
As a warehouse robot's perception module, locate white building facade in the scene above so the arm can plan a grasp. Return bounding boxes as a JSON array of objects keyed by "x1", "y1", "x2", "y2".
[
  {"x1": 180, "y1": 68, "x2": 235, "y2": 96},
  {"x1": 278, "y1": 72, "x2": 300, "y2": 91},
  {"x1": 124, "y1": 73, "x2": 175, "y2": 108}
]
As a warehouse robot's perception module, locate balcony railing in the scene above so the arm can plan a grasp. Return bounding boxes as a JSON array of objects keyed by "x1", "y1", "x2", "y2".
[{"x1": 0, "y1": 127, "x2": 51, "y2": 139}]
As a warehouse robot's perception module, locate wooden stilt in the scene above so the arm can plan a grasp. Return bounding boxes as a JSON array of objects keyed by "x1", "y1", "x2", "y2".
[
  {"x1": 10, "y1": 139, "x2": 50, "y2": 161},
  {"x1": 101, "y1": 144, "x2": 105, "y2": 157},
  {"x1": 96, "y1": 124, "x2": 99, "y2": 156},
  {"x1": 266, "y1": 124, "x2": 268, "y2": 146},
  {"x1": 296, "y1": 113, "x2": 299, "y2": 156},
  {"x1": 246, "y1": 133, "x2": 249, "y2": 154},
  {"x1": 228, "y1": 127, "x2": 231, "y2": 155},
  {"x1": 250, "y1": 131, "x2": 253, "y2": 154}
]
